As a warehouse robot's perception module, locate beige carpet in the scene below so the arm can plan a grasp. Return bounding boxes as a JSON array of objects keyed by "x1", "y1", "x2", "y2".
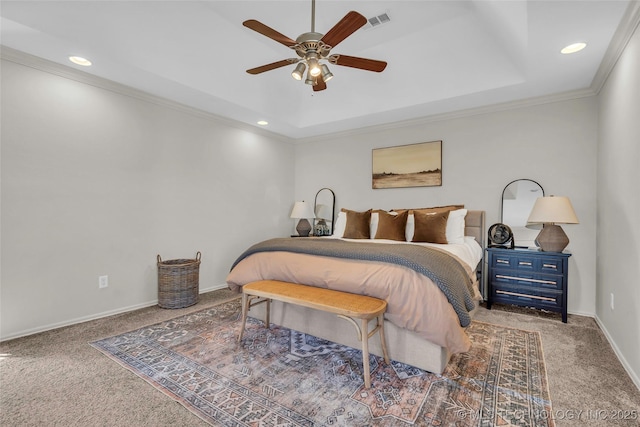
[
  {"x1": 474, "y1": 304, "x2": 640, "y2": 427},
  {"x1": 1, "y1": 289, "x2": 639, "y2": 426}
]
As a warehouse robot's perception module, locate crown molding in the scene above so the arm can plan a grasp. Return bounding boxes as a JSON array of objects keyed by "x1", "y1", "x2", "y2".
[
  {"x1": 296, "y1": 87, "x2": 597, "y2": 144},
  {"x1": 591, "y1": 0, "x2": 640, "y2": 93},
  {"x1": 0, "y1": 46, "x2": 295, "y2": 145}
]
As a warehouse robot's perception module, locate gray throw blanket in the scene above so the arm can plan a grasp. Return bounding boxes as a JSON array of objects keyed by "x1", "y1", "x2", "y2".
[{"x1": 230, "y1": 238, "x2": 476, "y2": 327}]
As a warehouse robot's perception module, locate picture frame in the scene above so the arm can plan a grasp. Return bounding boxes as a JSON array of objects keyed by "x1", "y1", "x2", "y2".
[{"x1": 372, "y1": 140, "x2": 442, "y2": 189}]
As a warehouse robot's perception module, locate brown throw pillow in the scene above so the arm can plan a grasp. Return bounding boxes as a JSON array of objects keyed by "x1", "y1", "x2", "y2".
[
  {"x1": 342, "y1": 209, "x2": 371, "y2": 239},
  {"x1": 374, "y1": 210, "x2": 408, "y2": 241},
  {"x1": 412, "y1": 210, "x2": 450, "y2": 244}
]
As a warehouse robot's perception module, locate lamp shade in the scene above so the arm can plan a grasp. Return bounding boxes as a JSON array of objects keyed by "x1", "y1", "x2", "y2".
[
  {"x1": 527, "y1": 196, "x2": 579, "y2": 225},
  {"x1": 290, "y1": 201, "x2": 315, "y2": 219}
]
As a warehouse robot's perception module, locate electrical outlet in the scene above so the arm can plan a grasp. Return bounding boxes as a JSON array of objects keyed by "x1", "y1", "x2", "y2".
[
  {"x1": 610, "y1": 293, "x2": 614, "y2": 310},
  {"x1": 99, "y1": 275, "x2": 108, "y2": 289}
]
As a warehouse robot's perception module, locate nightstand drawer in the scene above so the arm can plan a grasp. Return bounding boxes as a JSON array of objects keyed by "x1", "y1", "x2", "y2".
[
  {"x1": 491, "y1": 253, "x2": 565, "y2": 274},
  {"x1": 537, "y1": 257, "x2": 564, "y2": 274},
  {"x1": 491, "y1": 285, "x2": 563, "y2": 311},
  {"x1": 491, "y1": 270, "x2": 564, "y2": 291},
  {"x1": 491, "y1": 254, "x2": 516, "y2": 269}
]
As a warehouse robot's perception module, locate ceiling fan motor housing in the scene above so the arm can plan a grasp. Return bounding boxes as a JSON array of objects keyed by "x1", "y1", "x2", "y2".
[{"x1": 294, "y1": 32, "x2": 331, "y2": 58}]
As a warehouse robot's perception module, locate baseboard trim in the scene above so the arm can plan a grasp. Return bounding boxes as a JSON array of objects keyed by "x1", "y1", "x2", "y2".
[
  {"x1": 0, "y1": 283, "x2": 229, "y2": 342},
  {"x1": 567, "y1": 309, "x2": 596, "y2": 317},
  {"x1": 594, "y1": 314, "x2": 640, "y2": 391}
]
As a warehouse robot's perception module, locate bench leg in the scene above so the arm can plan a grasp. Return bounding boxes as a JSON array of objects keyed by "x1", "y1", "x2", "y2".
[
  {"x1": 377, "y1": 313, "x2": 390, "y2": 364},
  {"x1": 238, "y1": 294, "x2": 273, "y2": 343},
  {"x1": 338, "y1": 315, "x2": 382, "y2": 388},
  {"x1": 361, "y1": 318, "x2": 372, "y2": 389},
  {"x1": 265, "y1": 298, "x2": 271, "y2": 328},
  {"x1": 238, "y1": 293, "x2": 250, "y2": 343}
]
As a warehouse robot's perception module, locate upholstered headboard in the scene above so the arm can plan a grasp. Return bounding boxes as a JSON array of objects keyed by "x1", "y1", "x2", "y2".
[
  {"x1": 465, "y1": 210, "x2": 486, "y2": 249},
  {"x1": 465, "y1": 210, "x2": 486, "y2": 294}
]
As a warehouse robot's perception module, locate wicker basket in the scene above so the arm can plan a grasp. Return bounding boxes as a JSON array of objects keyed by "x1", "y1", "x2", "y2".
[{"x1": 157, "y1": 252, "x2": 201, "y2": 309}]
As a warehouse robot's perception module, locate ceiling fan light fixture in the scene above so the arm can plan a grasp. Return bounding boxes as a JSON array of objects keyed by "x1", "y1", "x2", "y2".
[
  {"x1": 321, "y1": 64, "x2": 334, "y2": 82},
  {"x1": 291, "y1": 62, "x2": 306, "y2": 80},
  {"x1": 305, "y1": 71, "x2": 315, "y2": 85},
  {"x1": 307, "y1": 57, "x2": 321, "y2": 77}
]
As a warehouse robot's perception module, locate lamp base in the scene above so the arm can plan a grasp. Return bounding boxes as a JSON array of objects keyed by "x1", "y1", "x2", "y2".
[
  {"x1": 535, "y1": 224, "x2": 569, "y2": 252},
  {"x1": 296, "y1": 218, "x2": 312, "y2": 237}
]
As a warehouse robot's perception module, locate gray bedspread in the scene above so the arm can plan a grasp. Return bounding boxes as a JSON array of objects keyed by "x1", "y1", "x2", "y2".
[{"x1": 230, "y1": 238, "x2": 476, "y2": 327}]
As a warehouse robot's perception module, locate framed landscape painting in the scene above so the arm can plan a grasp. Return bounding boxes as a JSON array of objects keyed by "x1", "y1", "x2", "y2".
[{"x1": 372, "y1": 140, "x2": 442, "y2": 189}]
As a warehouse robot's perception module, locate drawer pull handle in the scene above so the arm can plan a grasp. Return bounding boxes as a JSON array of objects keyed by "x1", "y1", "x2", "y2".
[
  {"x1": 518, "y1": 261, "x2": 532, "y2": 266},
  {"x1": 495, "y1": 274, "x2": 558, "y2": 285},
  {"x1": 543, "y1": 264, "x2": 557, "y2": 269},
  {"x1": 497, "y1": 259, "x2": 509, "y2": 264},
  {"x1": 496, "y1": 290, "x2": 557, "y2": 302}
]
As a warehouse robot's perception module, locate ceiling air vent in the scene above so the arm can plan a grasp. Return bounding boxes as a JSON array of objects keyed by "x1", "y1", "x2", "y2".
[{"x1": 367, "y1": 13, "x2": 391, "y2": 28}]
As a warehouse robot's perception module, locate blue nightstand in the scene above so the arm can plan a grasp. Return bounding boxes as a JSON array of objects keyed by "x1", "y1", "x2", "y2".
[{"x1": 486, "y1": 247, "x2": 571, "y2": 323}]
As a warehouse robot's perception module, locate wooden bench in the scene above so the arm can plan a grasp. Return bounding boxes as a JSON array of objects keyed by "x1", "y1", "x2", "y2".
[{"x1": 238, "y1": 280, "x2": 390, "y2": 388}]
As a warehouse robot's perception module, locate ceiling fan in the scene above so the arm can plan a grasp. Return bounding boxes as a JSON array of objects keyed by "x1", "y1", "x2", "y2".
[{"x1": 243, "y1": 0, "x2": 387, "y2": 92}]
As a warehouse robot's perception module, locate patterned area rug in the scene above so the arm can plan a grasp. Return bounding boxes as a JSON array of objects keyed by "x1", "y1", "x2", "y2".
[{"x1": 91, "y1": 299, "x2": 554, "y2": 426}]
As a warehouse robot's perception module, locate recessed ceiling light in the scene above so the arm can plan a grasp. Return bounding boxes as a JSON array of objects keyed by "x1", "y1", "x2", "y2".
[
  {"x1": 257, "y1": 120, "x2": 268, "y2": 126},
  {"x1": 69, "y1": 56, "x2": 92, "y2": 66},
  {"x1": 561, "y1": 43, "x2": 587, "y2": 55}
]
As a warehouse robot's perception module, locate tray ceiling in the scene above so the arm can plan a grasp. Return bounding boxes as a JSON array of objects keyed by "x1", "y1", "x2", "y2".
[{"x1": 0, "y1": 1, "x2": 633, "y2": 139}]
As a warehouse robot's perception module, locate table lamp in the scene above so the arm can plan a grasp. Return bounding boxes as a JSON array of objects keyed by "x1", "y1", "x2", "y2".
[
  {"x1": 290, "y1": 201, "x2": 315, "y2": 237},
  {"x1": 527, "y1": 196, "x2": 579, "y2": 252}
]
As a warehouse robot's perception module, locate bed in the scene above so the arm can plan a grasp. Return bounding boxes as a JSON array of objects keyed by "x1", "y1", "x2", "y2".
[{"x1": 226, "y1": 208, "x2": 485, "y2": 374}]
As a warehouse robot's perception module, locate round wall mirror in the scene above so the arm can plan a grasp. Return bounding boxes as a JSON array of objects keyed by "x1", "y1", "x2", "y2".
[{"x1": 501, "y1": 179, "x2": 544, "y2": 247}]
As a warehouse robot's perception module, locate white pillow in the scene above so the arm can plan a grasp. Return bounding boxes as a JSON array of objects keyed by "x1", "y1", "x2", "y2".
[
  {"x1": 446, "y1": 209, "x2": 467, "y2": 244},
  {"x1": 405, "y1": 208, "x2": 467, "y2": 243},
  {"x1": 333, "y1": 211, "x2": 347, "y2": 238},
  {"x1": 405, "y1": 214, "x2": 415, "y2": 241},
  {"x1": 369, "y1": 212, "x2": 379, "y2": 238}
]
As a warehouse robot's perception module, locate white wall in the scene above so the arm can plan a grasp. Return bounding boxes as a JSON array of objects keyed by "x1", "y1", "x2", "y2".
[
  {"x1": 295, "y1": 97, "x2": 598, "y2": 316},
  {"x1": 0, "y1": 58, "x2": 295, "y2": 339},
  {"x1": 597, "y1": 23, "x2": 640, "y2": 386}
]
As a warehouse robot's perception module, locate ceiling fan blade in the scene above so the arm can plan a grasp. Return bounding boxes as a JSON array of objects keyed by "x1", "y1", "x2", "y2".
[
  {"x1": 320, "y1": 11, "x2": 367, "y2": 48},
  {"x1": 246, "y1": 59, "x2": 299, "y2": 75},
  {"x1": 313, "y1": 78, "x2": 327, "y2": 92},
  {"x1": 329, "y1": 54, "x2": 387, "y2": 72},
  {"x1": 243, "y1": 19, "x2": 297, "y2": 47}
]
